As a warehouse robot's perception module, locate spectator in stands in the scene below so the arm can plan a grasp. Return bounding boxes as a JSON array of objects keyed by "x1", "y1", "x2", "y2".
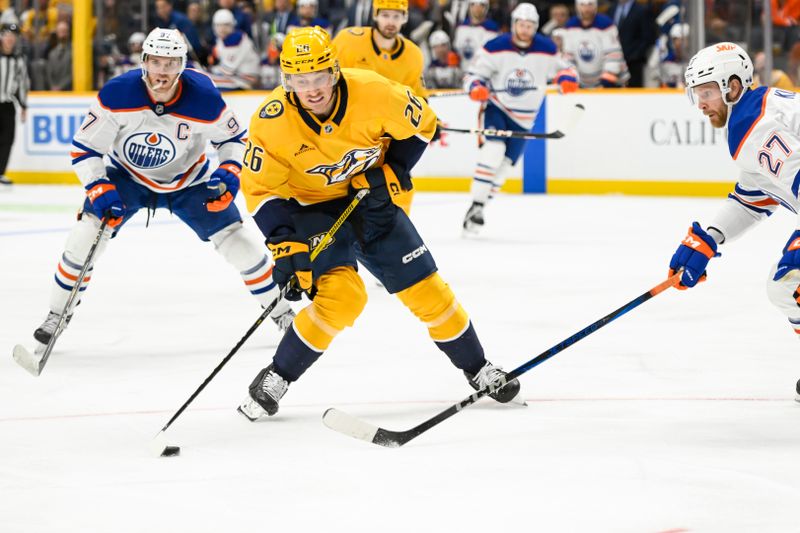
[
  {"x1": 114, "y1": 31, "x2": 145, "y2": 76},
  {"x1": 44, "y1": 19, "x2": 70, "y2": 89},
  {"x1": 770, "y1": 0, "x2": 800, "y2": 51},
  {"x1": 260, "y1": 31, "x2": 283, "y2": 89},
  {"x1": 217, "y1": 0, "x2": 254, "y2": 37},
  {"x1": 20, "y1": 0, "x2": 57, "y2": 50},
  {"x1": 657, "y1": 22, "x2": 687, "y2": 88},
  {"x1": 754, "y1": 50, "x2": 796, "y2": 90},
  {"x1": 0, "y1": 23, "x2": 27, "y2": 186},
  {"x1": 561, "y1": 0, "x2": 629, "y2": 87},
  {"x1": 345, "y1": 0, "x2": 374, "y2": 29},
  {"x1": 187, "y1": 1, "x2": 214, "y2": 64},
  {"x1": 208, "y1": 8, "x2": 260, "y2": 89},
  {"x1": 609, "y1": 0, "x2": 655, "y2": 87},
  {"x1": 289, "y1": 0, "x2": 331, "y2": 33},
  {"x1": 154, "y1": 0, "x2": 203, "y2": 58},
  {"x1": 452, "y1": 0, "x2": 498, "y2": 71},
  {"x1": 263, "y1": 0, "x2": 297, "y2": 37},
  {"x1": 541, "y1": 3, "x2": 569, "y2": 36},
  {"x1": 424, "y1": 28, "x2": 462, "y2": 89}
]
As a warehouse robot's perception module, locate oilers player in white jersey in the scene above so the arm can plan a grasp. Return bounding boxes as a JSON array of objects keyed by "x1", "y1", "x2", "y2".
[
  {"x1": 667, "y1": 43, "x2": 800, "y2": 400},
  {"x1": 462, "y1": 2, "x2": 578, "y2": 234},
  {"x1": 561, "y1": 0, "x2": 628, "y2": 88},
  {"x1": 209, "y1": 9, "x2": 261, "y2": 90},
  {"x1": 28, "y1": 28, "x2": 294, "y2": 356},
  {"x1": 452, "y1": 0, "x2": 499, "y2": 72}
]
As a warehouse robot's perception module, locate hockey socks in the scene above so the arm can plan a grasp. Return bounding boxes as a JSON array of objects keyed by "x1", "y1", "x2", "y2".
[
  {"x1": 272, "y1": 325, "x2": 324, "y2": 382},
  {"x1": 434, "y1": 322, "x2": 486, "y2": 375}
]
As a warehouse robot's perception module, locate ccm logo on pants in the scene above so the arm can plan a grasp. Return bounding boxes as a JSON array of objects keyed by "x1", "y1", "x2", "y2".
[{"x1": 402, "y1": 245, "x2": 428, "y2": 264}]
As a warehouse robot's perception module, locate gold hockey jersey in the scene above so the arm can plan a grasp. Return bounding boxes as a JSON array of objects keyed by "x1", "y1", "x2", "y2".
[
  {"x1": 331, "y1": 27, "x2": 426, "y2": 97},
  {"x1": 241, "y1": 68, "x2": 436, "y2": 211}
]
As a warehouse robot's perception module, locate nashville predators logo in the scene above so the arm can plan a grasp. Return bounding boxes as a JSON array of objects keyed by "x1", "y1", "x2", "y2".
[
  {"x1": 259, "y1": 100, "x2": 284, "y2": 119},
  {"x1": 309, "y1": 232, "x2": 335, "y2": 252},
  {"x1": 306, "y1": 146, "x2": 382, "y2": 186}
]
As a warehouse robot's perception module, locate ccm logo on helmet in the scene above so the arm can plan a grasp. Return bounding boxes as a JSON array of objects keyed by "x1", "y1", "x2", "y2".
[{"x1": 402, "y1": 244, "x2": 428, "y2": 264}]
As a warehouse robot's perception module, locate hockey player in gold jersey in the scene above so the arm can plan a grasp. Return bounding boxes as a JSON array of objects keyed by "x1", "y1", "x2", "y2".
[
  {"x1": 332, "y1": 0, "x2": 425, "y2": 98},
  {"x1": 237, "y1": 27, "x2": 522, "y2": 420},
  {"x1": 332, "y1": 0, "x2": 426, "y2": 215}
]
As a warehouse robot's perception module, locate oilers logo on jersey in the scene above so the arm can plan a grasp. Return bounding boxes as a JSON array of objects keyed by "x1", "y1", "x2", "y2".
[
  {"x1": 578, "y1": 41, "x2": 597, "y2": 63},
  {"x1": 306, "y1": 146, "x2": 382, "y2": 185},
  {"x1": 123, "y1": 132, "x2": 176, "y2": 169},
  {"x1": 505, "y1": 69, "x2": 535, "y2": 96}
]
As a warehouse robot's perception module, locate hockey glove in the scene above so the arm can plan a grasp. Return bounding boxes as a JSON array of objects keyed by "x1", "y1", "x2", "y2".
[
  {"x1": 206, "y1": 162, "x2": 241, "y2": 212},
  {"x1": 599, "y1": 72, "x2": 619, "y2": 88},
  {"x1": 554, "y1": 69, "x2": 579, "y2": 94},
  {"x1": 773, "y1": 230, "x2": 800, "y2": 282},
  {"x1": 267, "y1": 234, "x2": 312, "y2": 301},
  {"x1": 85, "y1": 178, "x2": 124, "y2": 227},
  {"x1": 468, "y1": 80, "x2": 490, "y2": 102},
  {"x1": 669, "y1": 222, "x2": 721, "y2": 289},
  {"x1": 350, "y1": 165, "x2": 399, "y2": 242}
]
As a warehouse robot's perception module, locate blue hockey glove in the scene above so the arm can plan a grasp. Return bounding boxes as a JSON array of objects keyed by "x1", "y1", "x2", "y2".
[
  {"x1": 206, "y1": 162, "x2": 241, "y2": 212},
  {"x1": 85, "y1": 178, "x2": 124, "y2": 227},
  {"x1": 669, "y1": 222, "x2": 721, "y2": 289},
  {"x1": 773, "y1": 230, "x2": 800, "y2": 281},
  {"x1": 267, "y1": 234, "x2": 312, "y2": 301}
]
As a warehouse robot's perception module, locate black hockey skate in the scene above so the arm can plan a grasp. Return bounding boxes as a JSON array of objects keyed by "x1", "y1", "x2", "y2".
[
  {"x1": 464, "y1": 361, "x2": 521, "y2": 404},
  {"x1": 237, "y1": 364, "x2": 290, "y2": 420},
  {"x1": 33, "y1": 311, "x2": 72, "y2": 344},
  {"x1": 462, "y1": 201, "x2": 485, "y2": 234}
]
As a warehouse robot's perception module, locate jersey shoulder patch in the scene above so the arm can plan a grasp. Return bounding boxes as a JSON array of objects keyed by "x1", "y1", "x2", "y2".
[
  {"x1": 346, "y1": 27, "x2": 366, "y2": 36},
  {"x1": 98, "y1": 70, "x2": 150, "y2": 111},
  {"x1": 260, "y1": 99, "x2": 284, "y2": 119}
]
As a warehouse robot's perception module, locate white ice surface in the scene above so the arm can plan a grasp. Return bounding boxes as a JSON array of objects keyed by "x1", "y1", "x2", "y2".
[{"x1": 1, "y1": 186, "x2": 799, "y2": 533}]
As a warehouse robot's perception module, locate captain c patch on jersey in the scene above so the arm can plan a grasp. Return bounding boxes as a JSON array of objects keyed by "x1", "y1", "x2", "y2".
[{"x1": 306, "y1": 146, "x2": 382, "y2": 186}]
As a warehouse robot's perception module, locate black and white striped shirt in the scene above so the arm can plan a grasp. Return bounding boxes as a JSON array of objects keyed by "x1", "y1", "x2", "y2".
[{"x1": 0, "y1": 53, "x2": 28, "y2": 109}]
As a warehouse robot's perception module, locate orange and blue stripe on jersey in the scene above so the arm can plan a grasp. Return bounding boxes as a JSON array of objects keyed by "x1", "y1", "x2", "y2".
[
  {"x1": 728, "y1": 183, "x2": 780, "y2": 215},
  {"x1": 70, "y1": 140, "x2": 103, "y2": 165},
  {"x1": 728, "y1": 86, "x2": 769, "y2": 160},
  {"x1": 483, "y1": 33, "x2": 557, "y2": 56}
]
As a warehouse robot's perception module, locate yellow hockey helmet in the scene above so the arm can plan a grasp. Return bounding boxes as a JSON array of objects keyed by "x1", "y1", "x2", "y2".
[
  {"x1": 280, "y1": 26, "x2": 340, "y2": 92},
  {"x1": 372, "y1": 0, "x2": 409, "y2": 18},
  {"x1": 280, "y1": 26, "x2": 338, "y2": 74}
]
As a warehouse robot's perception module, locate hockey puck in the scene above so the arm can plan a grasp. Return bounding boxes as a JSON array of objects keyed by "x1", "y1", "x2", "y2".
[{"x1": 161, "y1": 446, "x2": 181, "y2": 457}]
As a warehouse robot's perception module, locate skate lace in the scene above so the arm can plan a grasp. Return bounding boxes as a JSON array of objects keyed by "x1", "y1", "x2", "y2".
[
  {"x1": 271, "y1": 308, "x2": 296, "y2": 332},
  {"x1": 42, "y1": 312, "x2": 61, "y2": 333},
  {"x1": 262, "y1": 371, "x2": 288, "y2": 400},
  {"x1": 473, "y1": 363, "x2": 505, "y2": 389}
]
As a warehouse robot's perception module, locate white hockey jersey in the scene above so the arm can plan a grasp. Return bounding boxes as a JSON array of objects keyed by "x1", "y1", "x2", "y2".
[
  {"x1": 561, "y1": 14, "x2": 627, "y2": 88},
  {"x1": 70, "y1": 69, "x2": 246, "y2": 193},
  {"x1": 452, "y1": 18, "x2": 499, "y2": 72},
  {"x1": 210, "y1": 30, "x2": 261, "y2": 90},
  {"x1": 464, "y1": 33, "x2": 576, "y2": 129},
  {"x1": 708, "y1": 87, "x2": 800, "y2": 242}
]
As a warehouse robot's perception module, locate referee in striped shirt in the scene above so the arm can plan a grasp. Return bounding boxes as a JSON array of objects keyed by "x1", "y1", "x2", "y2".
[{"x1": 0, "y1": 23, "x2": 28, "y2": 186}]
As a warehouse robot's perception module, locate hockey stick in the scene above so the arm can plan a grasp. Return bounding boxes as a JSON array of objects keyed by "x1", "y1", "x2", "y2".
[
  {"x1": 441, "y1": 103, "x2": 585, "y2": 140},
  {"x1": 13, "y1": 216, "x2": 111, "y2": 377},
  {"x1": 322, "y1": 272, "x2": 681, "y2": 448},
  {"x1": 150, "y1": 189, "x2": 369, "y2": 457}
]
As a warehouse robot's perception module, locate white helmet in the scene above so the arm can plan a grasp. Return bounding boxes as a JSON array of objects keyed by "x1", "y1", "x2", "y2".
[
  {"x1": 575, "y1": 0, "x2": 597, "y2": 7},
  {"x1": 297, "y1": 0, "x2": 318, "y2": 6},
  {"x1": 669, "y1": 23, "x2": 689, "y2": 40},
  {"x1": 468, "y1": 0, "x2": 489, "y2": 5},
  {"x1": 428, "y1": 29, "x2": 450, "y2": 48},
  {"x1": 212, "y1": 9, "x2": 236, "y2": 26},
  {"x1": 141, "y1": 28, "x2": 188, "y2": 86},
  {"x1": 128, "y1": 31, "x2": 146, "y2": 46},
  {"x1": 512, "y1": 3, "x2": 539, "y2": 31},
  {"x1": 684, "y1": 42, "x2": 753, "y2": 106}
]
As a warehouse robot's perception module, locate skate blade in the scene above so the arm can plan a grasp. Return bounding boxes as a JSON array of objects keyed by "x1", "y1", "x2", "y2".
[
  {"x1": 237, "y1": 398, "x2": 271, "y2": 422},
  {"x1": 12, "y1": 344, "x2": 43, "y2": 377},
  {"x1": 508, "y1": 394, "x2": 528, "y2": 407}
]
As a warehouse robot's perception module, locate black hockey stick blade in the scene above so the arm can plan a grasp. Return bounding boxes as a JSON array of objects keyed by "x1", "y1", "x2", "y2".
[
  {"x1": 323, "y1": 273, "x2": 680, "y2": 448},
  {"x1": 442, "y1": 103, "x2": 585, "y2": 141}
]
